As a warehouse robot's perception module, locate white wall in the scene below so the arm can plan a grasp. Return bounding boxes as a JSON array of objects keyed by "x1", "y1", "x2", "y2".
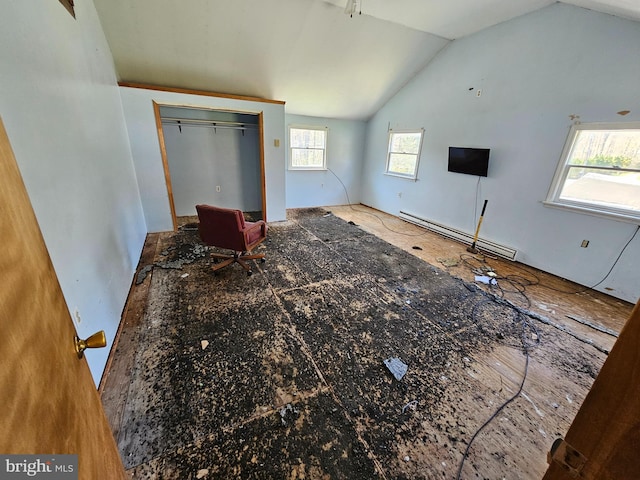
[
  {"x1": 0, "y1": 2, "x2": 147, "y2": 383},
  {"x1": 361, "y1": 4, "x2": 640, "y2": 303},
  {"x1": 286, "y1": 114, "x2": 366, "y2": 208},
  {"x1": 120, "y1": 89, "x2": 287, "y2": 229},
  {"x1": 162, "y1": 125, "x2": 262, "y2": 216}
]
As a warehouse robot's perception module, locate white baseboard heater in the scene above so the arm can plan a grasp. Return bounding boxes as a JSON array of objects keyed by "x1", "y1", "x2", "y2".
[{"x1": 398, "y1": 210, "x2": 518, "y2": 261}]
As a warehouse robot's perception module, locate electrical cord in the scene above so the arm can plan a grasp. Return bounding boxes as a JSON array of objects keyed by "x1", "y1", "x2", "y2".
[
  {"x1": 461, "y1": 253, "x2": 537, "y2": 311},
  {"x1": 325, "y1": 167, "x2": 630, "y2": 475},
  {"x1": 327, "y1": 167, "x2": 430, "y2": 237},
  {"x1": 456, "y1": 286, "x2": 539, "y2": 479},
  {"x1": 326, "y1": 167, "x2": 352, "y2": 206},
  {"x1": 328, "y1": 167, "x2": 638, "y2": 295},
  {"x1": 455, "y1": 349, "x2": 530, "y2": 480},
  {"x1": 455, "y1": 223, "x2": 635, "y2": 475},
  {"x1": 460, "y1": 224, "x2": 638, "y2": 298},
  {"x1": 455, "y1": 252, "x2": 543, "y2": 479},
  {"x1": 326, "y1": 167, "x2": 628, "y2": 476},
  {"x1": 535, "y1": 224, "x2": 639, "y2": 295},
  {"x1": 580, "y1": 224, "x2": 639, "y2": 291}
]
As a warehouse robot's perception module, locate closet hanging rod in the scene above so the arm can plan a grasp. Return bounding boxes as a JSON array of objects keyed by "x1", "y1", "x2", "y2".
[
  {"x1": 161, "y1": 117, "x2": 258, "y2": 129},
  {"x1": 163, "y1": 122, "x2": 256, "y2": 132}
]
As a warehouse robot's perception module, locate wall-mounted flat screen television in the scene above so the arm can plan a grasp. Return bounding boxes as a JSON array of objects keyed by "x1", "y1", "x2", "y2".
[{"x1": 448, "y1": 147, "x2": 490, "y2": 177}]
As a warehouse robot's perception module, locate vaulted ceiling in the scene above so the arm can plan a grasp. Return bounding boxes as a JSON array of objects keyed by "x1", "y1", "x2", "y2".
[{"x1": 93, "y1": 0, "x2": 640, "y2": 120}]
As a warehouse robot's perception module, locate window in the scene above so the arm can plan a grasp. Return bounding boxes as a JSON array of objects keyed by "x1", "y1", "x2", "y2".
[
  {"x1": 289, "y1": 126, "x2": 327, "y2": 170},
  {"x1": 59, "y1": 0, "x2": 75, "y2": 18},
  {"x1": 545, "y1": 122, "x2": 640, "y2": 222},
  {"x1": 385, "y1": 129, "x2": 424, "y2": 179}
]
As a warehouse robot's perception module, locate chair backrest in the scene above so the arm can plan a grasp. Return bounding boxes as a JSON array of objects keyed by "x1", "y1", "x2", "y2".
[{"x1": 196, "y1": 204, "x2": 247, "y2": 251}]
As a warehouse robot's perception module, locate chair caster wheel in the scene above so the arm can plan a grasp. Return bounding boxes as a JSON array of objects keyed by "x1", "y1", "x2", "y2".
[
  {"x1": 260, "y1": 258, "x2": 266, "y2": 263},
  {"x1": 247, "y1": 270, "x2": 253, "y2": 276}
]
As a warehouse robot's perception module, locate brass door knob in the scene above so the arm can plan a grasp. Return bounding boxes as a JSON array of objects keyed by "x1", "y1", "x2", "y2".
[{"x1": 74, "y1": 330, "x2": 107, "y2": 359}]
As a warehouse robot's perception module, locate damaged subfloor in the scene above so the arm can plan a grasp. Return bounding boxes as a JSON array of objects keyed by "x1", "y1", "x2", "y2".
[{"x1": 100, "y1": 205, "x2": 633, "y2": 479}]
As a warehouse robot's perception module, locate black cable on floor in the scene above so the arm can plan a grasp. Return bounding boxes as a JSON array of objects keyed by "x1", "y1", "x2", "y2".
[
  {"x1": 455, "y1": 349, "x2": 530, "y2": 480},
  {"x1": 329, "y1": 166, "x2": 638, "y2": 296},
  {"x1": 327, "y1": 167, "x2": 430, "y2": 237},
  {"x1": 461, "y1": 224, "x2": 638, "y2": 298},
  {"x1": 456, "y1": 258, "x2": 541, "y2": 479}
]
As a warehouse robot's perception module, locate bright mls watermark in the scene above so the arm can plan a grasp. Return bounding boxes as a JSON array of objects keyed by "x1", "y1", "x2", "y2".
[{"x1": 0, "y1": 455, "x2": 77, "y2": 479}]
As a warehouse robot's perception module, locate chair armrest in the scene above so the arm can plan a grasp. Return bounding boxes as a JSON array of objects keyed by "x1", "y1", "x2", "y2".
[
  {"x1": 242, "y1": 220, "x2": 267, "y2": 248},
  {"x1": 243, "y1": 219, "x2": 266, "y2": 233}
]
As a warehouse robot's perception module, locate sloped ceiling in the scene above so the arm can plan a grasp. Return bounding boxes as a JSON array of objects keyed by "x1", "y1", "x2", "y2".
[
  {"x1": 322, "y1": 0, "x2": 640, "y2": 38},
  {"x1": 93, "y1": 0, "x2": 640, "y2": 120}
]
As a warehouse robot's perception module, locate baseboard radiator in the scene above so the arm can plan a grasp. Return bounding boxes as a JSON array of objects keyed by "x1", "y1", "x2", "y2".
[{"x1": 398, "y1": 210, "x2": 517, "y2": 261}]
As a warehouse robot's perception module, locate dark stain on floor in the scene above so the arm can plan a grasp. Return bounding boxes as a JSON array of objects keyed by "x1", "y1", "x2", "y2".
[{"x1": 119, "y1": 208, "x2": 605, "y2": 479}]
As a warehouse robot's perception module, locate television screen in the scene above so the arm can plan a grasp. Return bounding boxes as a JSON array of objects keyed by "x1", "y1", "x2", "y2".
[{"x1": 448, "y1": 147, "x2": 490, "y2": 177}]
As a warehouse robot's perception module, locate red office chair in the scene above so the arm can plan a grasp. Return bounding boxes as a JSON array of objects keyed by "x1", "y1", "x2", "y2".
[{"x1": 195, "y1": 204, "x2": 267, "y2": 276}]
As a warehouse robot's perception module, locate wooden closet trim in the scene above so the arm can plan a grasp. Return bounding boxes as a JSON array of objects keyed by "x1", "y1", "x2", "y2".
[
  {"x1": 119, "y1": 82, "x2": 285, "y2": 106},
  {"x1": 153, "y1": 102, "x2": 268, "y2": 230},
  {"x1": 152, "y1": 101, "x2": 178, "y2": 231}
]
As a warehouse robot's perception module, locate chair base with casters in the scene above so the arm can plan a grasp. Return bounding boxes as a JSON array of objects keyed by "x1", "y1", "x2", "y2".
[
  {"x1": 195, "y1": 204, "x2": 268, "y2": 276},
  {"x1": 210, "y1": 250, "x2": 265, "y2": 276}
]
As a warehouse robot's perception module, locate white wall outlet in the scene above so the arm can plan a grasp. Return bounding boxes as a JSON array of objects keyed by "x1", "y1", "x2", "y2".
[
  {"x1": 476, "y1": 89, "x2": 482, "y2": 97},
  {"x1": 216, "y1": 186, "x2": 221, "y2": 192},
  {"x1": 581, "y1": 240, "x2": 589, "y2": 248},
  {"x1": 73, "y1": 307, "x2": 82, "y2": 324}
]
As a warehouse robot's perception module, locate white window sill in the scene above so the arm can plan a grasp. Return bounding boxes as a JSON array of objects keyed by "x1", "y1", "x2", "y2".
[
  {"x1": 384, "y1": 172, "x2": 418, "y2": 181},
  {"x1": 542, "y1": 200, "x2": 640, "y2": 225},
  {"x1": 288, "y1": 167, "x2": 327, "y2": 171}
]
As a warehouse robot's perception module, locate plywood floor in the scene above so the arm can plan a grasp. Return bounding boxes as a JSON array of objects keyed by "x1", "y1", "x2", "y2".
[
  {"x1": 329, "y1": 204, "x2": 631, "y2": 339},
  {"x1": 101, "y1": 204, "x2": 634, "y2": 479}
]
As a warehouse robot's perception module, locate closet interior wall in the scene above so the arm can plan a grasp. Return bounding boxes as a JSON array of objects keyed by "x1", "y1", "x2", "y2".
[{"x1": 160, "y1": 106, "x2": 263, "y2": 219}]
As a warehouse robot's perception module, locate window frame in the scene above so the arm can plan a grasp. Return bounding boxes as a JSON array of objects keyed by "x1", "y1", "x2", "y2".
[
  {"x1": 544, "y1": 122, "x2": 640, "y2": 224},
  {"x1": 288, "y1": 125, "x2": 328, "y2": 171},
  {"x1": 384, "y1": 129, "x2": 425, "y2": 180},
  {"x1": 59, "y1": 0, "x2": 76, "y2": 18}
]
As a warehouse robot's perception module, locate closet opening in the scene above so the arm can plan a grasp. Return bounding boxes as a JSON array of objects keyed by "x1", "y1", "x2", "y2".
[{"x1": 153, "y1": 102, "x2": 266, "y2": 231}]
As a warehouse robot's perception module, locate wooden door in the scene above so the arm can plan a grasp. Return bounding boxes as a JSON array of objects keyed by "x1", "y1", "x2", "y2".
[
  {"x1": 0, "y1": 118, "x2": 125, "y2": 479},
  {"x1": 543, "y1": 299, "x2": 640, "y2": 479}
]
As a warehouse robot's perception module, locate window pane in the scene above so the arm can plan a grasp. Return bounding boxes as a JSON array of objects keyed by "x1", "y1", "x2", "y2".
[
  {"x1": 390, "y1": 133, "x2": 421, "y2": 154},
  {"x1": 291, "y1": 129, "x2": 326, "y2": 149},
  {"x1": 388, "y1": 153, "x2": 418, "y2": 176},
  {"x1": 560, "y1": 167, "x2": 640, "y2": 212},
  {"x1": 292, "y1": 148, "x2": 324, "y2": 168},
  {"x1": 546, "y1": 123, "x2": 640, "y2": 220},
  {"x1": 568, "y1": 129, "x2": 640, "y2": 170}
]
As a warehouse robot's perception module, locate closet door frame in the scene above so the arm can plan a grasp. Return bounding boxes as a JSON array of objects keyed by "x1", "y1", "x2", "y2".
[{"x1": 153, "y1": 101, "x2": 267, "y2": 231}]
